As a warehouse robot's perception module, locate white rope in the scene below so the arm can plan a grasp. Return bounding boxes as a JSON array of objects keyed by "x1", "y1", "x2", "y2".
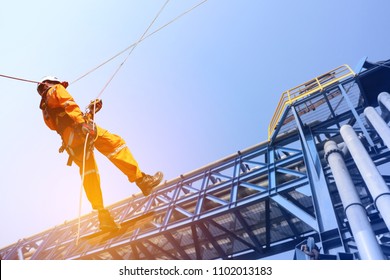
[
  {"x1": 94, "y1": 0, "x2": 171, "y2": 100},
  {"x1": 74, "y1": 1, "x2": 172, "y2": 244},
  {"x1": 75, "y1": 133, "x2": 90, "y2": 245},
  {"x1": 74, "y1": 0, "x2": 209, "y2": 244},
  {"x1": 71, "y1": 0, "x2": 208, "y2": 86},
  {"x1": 89, "y1": 0, "x2": 172, "y2": 136}
]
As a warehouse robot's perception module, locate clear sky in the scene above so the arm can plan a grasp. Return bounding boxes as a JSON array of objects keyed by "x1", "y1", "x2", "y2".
[{"x1": 0, "y1": 0, "x2": 389, "y2": 249}]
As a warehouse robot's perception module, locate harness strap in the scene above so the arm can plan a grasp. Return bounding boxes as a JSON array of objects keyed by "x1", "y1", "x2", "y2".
[
  {"x1": 40, "y1": 91, "x2": 75, "y2": 135},
  {"x1": 58, "y1": 130, "x2": 95, "y2": 166}
]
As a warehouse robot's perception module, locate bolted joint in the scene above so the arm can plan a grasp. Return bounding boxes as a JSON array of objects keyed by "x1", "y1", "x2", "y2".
[{"x1": 324, "y1": 140, "x2": 344, "y2": 164}]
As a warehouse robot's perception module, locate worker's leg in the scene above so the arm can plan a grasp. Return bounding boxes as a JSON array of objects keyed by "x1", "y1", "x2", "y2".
[
  {"x1": 63, "y1": 128, "x2": 118, "y2": 230},
  {"x1": 71, "y1": 148, "x2": 118, "y2": 230},
  {"x1": 62, "y1": 128, "x2": 105, "y2": 209},
  {"x1": 94, "y1": 126, "x2": 143, "y2": 182},
  {"x1": 94, "y1": 126, "x2": 163, "y2": 196},
  {"x1": 71, "y1": 150, "x2": 104, "y2": 210}
]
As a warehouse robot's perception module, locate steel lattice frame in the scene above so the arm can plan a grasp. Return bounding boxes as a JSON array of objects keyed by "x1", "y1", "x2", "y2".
[{"x1": 1, "y1": 58, "x2": 390, "y2": 260}]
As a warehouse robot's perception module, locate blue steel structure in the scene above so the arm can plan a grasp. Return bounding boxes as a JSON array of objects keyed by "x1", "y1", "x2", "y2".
[{"x1": 1, "y1": 57, "x2": 389, "y2": 260}]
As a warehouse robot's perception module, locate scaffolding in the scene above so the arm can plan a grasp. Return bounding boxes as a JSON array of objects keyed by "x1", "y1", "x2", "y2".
[{"x1": 1, "y1": 57, "x2": 390, "y2": 260}]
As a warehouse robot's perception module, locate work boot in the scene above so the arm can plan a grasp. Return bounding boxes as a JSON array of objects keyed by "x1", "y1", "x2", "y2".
[
  {"x1": 136, "y1": 171, "x2": 163, "y2": 196},
  {"x1": 98, "y1": 208, "x2": 119, "y2": 231}
]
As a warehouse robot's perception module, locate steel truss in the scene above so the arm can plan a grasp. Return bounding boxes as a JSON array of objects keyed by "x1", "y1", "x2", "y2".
[{"x1": 1, "y1": 58, "x2": 389, "y2": 260}]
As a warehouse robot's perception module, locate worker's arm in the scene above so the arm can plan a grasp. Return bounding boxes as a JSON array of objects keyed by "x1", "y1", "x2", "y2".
[{"x1": 47, "y1": 84, "x2": 85, "y2": 125}]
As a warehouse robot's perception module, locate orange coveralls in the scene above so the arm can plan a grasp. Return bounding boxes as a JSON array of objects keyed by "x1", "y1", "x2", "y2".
[{"x1": 39, "y1": 84, "x2": 143, "y2": 210}]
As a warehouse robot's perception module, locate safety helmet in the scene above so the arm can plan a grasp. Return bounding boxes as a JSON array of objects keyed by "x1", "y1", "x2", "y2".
[
  {"x1": 37, "y1": 76, "x2": 68, "y2": 93},
  {"x1": 39, "y1": 75, "x2": 61, "y2": 83}
]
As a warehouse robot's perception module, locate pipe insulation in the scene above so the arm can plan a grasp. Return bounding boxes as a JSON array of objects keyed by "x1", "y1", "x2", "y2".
[
  {"x1": 324, "y1": 141, "x2": 385, "y2": 259},
  {"x1": 340, "y1": 125, "x2": 390, "y2": 232},
  {"x1": 364, "y1": 106, "x2": 390, "y2": 149},
  {"x1": 378, "y1": 92, "x2": 390, "y2": 123}
]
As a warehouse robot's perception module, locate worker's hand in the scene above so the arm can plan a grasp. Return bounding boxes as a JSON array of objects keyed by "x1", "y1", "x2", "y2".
[
  {"x1": 87, "y1": 99, "x2": 103, "y2": 114},
  {"x1": 61, "y1": 81, "x2": 69, "y2": 89},
  {"x1": 79, "y1": 122, "x2": 97, "y2": 138}
]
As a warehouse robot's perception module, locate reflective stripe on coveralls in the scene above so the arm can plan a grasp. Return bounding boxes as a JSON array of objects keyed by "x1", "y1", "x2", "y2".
[{"x1": 63, "y1": 125, "x2": 143, "y2": 210}]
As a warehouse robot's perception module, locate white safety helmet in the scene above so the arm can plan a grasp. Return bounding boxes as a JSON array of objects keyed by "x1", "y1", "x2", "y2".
[
  {"x1": 39, "y1": 75, "x2": 61, "y2": 84},
  {"x1": 37, "y1": 75, "x2": 68, "y2": 93}
]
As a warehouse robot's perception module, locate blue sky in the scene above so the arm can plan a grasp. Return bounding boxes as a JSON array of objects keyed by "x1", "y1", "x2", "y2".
[{"x1": 0, "y1": 0, "x2": 389, "y2": 249}]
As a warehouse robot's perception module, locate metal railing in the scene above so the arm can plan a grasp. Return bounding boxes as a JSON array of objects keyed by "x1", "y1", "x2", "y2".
[{"x1": 268, "y1": 64, "x2": 355, "y2": 140}]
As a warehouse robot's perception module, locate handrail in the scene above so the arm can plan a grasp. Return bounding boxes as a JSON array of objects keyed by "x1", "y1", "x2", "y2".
[{"x1": 268, "y1": 64, "x2": 355, "y2": 140}]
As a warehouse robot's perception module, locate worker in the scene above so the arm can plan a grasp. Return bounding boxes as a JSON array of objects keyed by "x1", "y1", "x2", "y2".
[{"x1": 37, "y1": 76, "x2": 163, "y2": 231}]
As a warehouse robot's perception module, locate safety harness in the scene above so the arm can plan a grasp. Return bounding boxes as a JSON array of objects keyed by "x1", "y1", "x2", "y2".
[
  {"x1": 39, "y1": 91, "x2": 75, "y2": 135},
  {"x1": 40, "y1": 91, "x2": 102, "y2": 166}
]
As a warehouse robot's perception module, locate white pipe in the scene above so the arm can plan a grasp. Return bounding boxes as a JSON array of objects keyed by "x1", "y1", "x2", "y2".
[
  {"x1": 378, "y1": 92, "x2": 390, "y2": 122},
  {"x1": 324, "y1": 141, "x2": 385, "y2": 259},
  {"x1": 364, "y1": 106, "x2": 390, "y2": 149},
  {"x1": 340, "y1": 125, "x2": 390, "y2": 232}
]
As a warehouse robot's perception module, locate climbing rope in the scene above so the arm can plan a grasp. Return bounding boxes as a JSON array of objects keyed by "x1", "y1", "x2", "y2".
[
  {"x1": 71, "y1": 0, "x2": 208, "y2": 86},
  {"x1": 0, "y1": 0, "x2": 209, "y2": 244},
  {"x1": 0, "y1": 0, "x2": 209, "y2": 90},
  {"x1": 0, "y1": 74, "x2": 38, "y2": 84},
  {"x1": 94, "y1": 0, "x2": 171, "y2": 101},
  {"x1": 75, "y1": 132, "x2": 91, "y2": 245},
  {"x1": 75, "y1": 0, "x2": 172, "y2": 243}
]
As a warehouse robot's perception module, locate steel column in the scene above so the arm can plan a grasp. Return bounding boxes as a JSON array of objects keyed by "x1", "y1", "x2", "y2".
[{"x1": 291, "y1": 106, "x2": 339, "y2": 233}]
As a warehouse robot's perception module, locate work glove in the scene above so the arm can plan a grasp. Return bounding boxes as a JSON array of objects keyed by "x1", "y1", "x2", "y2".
[
  {"x1": 79, "y1": 122, "x2": 97, "y2": 138},
  {"x1": 61, "y1": 81, "x2": 69, "y2": 89},
  {"x1": 87, "y1": 99, "x2": 103, "y2": 115}
]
